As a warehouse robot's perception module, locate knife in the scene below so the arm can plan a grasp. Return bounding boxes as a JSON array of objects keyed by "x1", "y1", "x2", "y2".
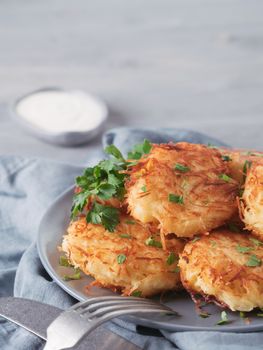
[{"x1": 0, "y1": 297, "x2": 140, "y2": 350}]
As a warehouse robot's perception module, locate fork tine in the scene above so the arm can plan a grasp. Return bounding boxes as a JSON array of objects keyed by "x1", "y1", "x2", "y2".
[
  {"x1": 71, "y1": 296, "x2": 159, "y2": 311},
  {"x1": 85, "y1": 306, "x2": 176, "y2": 334},
  {"x1": 86, "y1": 303, "x2": 173, "y2": 319},
  {"x1": 79, "y1": 300, "x2": 167, "y2": 315},
  {"x1": 80, "y1": 299, "x2": 166, "y2": 314}
]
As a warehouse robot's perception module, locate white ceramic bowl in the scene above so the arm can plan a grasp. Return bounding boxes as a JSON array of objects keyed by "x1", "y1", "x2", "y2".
[{"x1": 10, "y1": 87, "x2": 108, "y2": 146}]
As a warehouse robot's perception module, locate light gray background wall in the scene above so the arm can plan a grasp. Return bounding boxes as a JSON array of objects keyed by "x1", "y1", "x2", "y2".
[{"x1": 0, "y1": 0, "x2": 262, "y2": 164}]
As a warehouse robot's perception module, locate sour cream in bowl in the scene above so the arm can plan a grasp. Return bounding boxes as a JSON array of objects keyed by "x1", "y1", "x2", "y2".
[{"x1": 12, "y1": 88, "x2": 108, "y2": 146}]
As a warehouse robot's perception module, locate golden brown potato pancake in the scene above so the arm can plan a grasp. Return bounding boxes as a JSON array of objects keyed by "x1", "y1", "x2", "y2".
[
  {"x1": 240, "y1": 162, "x2": 263, "y2": 240},
  {"x1": 179, "y1": 229, "x2": 263, "y2": 311},
  {"x1": 126, "y1": 142, "x2": 239, "y2": 240},
  {"x1": 62, "y1": 216, "x2": 185, "y2": 297},
  {"x1": 220, "y1": 148, "x2": 263, "y2": 185}
]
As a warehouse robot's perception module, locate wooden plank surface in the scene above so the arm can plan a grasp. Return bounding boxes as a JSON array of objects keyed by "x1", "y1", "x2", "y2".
[{"x1": 0, "y1": 0, "x2": 263, "y2": 164}]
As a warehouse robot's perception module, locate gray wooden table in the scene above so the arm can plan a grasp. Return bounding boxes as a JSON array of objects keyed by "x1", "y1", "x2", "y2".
[{"x1": 0, "y1": 0, "x2": 262, "y2": 349}]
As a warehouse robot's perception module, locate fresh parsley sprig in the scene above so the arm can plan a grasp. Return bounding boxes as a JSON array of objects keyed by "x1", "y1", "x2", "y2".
[
  {"x1": 71, "y1": 144, "x2": 128, "y2": 232},
  {"x1": 127, "y1": 139, "x2": 152, "y2": 160},
  {"x1": 71, "y1": 141, "x2": 152, "y2": 232}
]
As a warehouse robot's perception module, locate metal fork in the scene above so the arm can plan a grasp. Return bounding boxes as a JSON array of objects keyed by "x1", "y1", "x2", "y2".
[{"x1": 43, "y1": 295, "x2": 175, "y2": 350}]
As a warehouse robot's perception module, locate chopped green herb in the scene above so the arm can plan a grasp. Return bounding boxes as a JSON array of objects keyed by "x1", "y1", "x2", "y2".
[
  {"x1": 221, "y1": 155, "x2": 232, "y2": 162},
  {"x1": 168, "y1": 193, "x2": 184, "y2": 204},
  {"x1": 257, "y1": 313, "x2": 263, "y2": 317},
  {"x1": 71, "y1": 144, "x2": 128, "y2": 231},
  {"x1": 59, "y1": 256, "x2": 72, "y2": 267},
  {"x1": 172, "y1": 266, "x2": 180, "y2": 273},
  {"x1": 174, "y1": 163, "x2": 190, "y2": 172},
  {"x1": 145, "y1": 237, "x2": 162, "y2": 248},
  {"x1": 239, "y1": 188, "x2": 244, "y2": 197},
  {"x1": 63, "y1": 270, "x2": 81, "y2": 281},
  {"x1": 249, "y1": 238, "x2": 263, "y2": 247},
  {"x1": 210, "y1": 241, "x2": 217, "y2": 248},
  {"x1": 119, "y1": 234, "x2": 132, "y2": 239},
  {"x1": 192, "y1": 237, "x2": 200, "y2": 243},
  {"x1": 199, "y1": 312, "x2": 210, "y2": 318},
  {"x1": 128, "y1": 139, "x2": 152, "y2": 160},
  {"x1": 218, "y1": 174, "x2": 232, "y2": 182},
  {"x1": 216, "y1": 311, "x2": 229, "y2": 325},
  {"x1": 167, "y1": 252, "x2": 177, "y2": 265},
  {"x1": 240, "y1": 311, "x2": 246, "y2": 318},
  {"x1": 243, "y1": 160, "x2": 252, "y2": 183},
  {"x1": 104, "y1": 144, "x2": 126, "y2": 162},
  {"x1": 86, "y1": 202, "x2": 120, "y2": 232},
  {"x1": 207, "y1": 143, "x2": 218, "y2": 149},
  {"x1": 245, "y1": 254, "x2": 262, "y2": 267},
  {"x1": 141, "y1": 185, "x2": 147, "y2": 192},
  {"x1": 228, "y1": 223, "x2": 240, "y2": 233},
  {"x1": 251, "y1": 152, "x2": 263, "y2": 157},
  {"x1": 236, "y1": 245, "x2": 254, "y2": 254},
  {"x1": 125, "y1": 219, "x2": 136, "y2": 225},
  {"x1": 71, "y1": 140, "x2": 153, "y2": 232},
  {"x1": 131, "y1": 290, "x2": 142, "y2": 297},
  {"x1": 243, "y1": 160, "x2": 252, "y2": 175},
  {"x1": 117, "y1": 254, "x2": 126, "y2": 264}
]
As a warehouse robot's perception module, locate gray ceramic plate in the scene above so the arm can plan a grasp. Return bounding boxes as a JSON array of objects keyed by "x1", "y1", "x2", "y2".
[{"x1": 37, "y1": 187, "x2": 263, "y2": 332}]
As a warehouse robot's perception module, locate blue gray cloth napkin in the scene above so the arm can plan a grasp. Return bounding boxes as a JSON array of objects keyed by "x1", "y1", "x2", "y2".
[{"x1": 0, "y1": 127, "x2": 262, "y2": 350}]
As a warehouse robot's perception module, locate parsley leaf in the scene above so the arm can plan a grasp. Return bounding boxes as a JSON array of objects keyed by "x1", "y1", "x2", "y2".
[
  {"x1": 86, "y1": 203, "x2": 120, "y2": 232},
  {"x1": 168, "y1": 193, "x2": 184, "y2": 204},
  {"x1": 174, "y1": 163, "x2": 190, "y2": 172},
  {"x1": 236, "y1": 244, "x2": 254, "y2": 254},
  {"x1": 117, "y1": 254, "x2": 126, "y2": 264},
  {"x1": 131, "y1": 290, "x2": 142, "y2": 297},
  {"x1": 145, "y1": 237, "x2": 162, "y2": 248},
  {"x1": 71, "y1": 191, "x2": 90, "y2": 218},
  {"x1": 141, "y1": 185, "x2": 147, "y2": 192},
  {"x1": 173, "y1": 266, "x2": 180, "y2": 273},
  {"x1": 221, "y1": 155, "x2": 232, "y2": 162},
  {"x1": 210, "y1": 241, "x2": 217, "y2": 248},
  {"x1": 245, "y1": 254, "x2": 262, "y2": 267},
  {"x1": 249, "y1": 238, "x2": 263, "y2": 247},
  {"x1": 105, "y1": 144, "x2": 126, "y2": 162},
  {"x1": 243, "y1": 160, "x2": 252, "y2": 175},
  {"x1": 199, "y1": 312, "x2": 211, "y2": 318},
  {"x1": 128, "y1": 139, "x2": 152, "y2": 160},
  {"x1": 97, "y1": 183, "x2": 116, "y2": 200},
  {"x1": 63, "y1": 269, "x2": 81, "y2": 281},
  {"x1": 166, "y1": 252, "x2": 177, "y2": 265},
  {"x1": 216, "y1": 311, "x2": 229, "y2": 325},
  {"x1": 207, "y1": 143, "x2": 218, "y2": 149},
  {"x1": 243, "y1": 160, "x2": 252, "y2": 183},
  {"x1": 119, "y1": 233, "x2": 132, "y2": 239},
  {"x1": 125, "y1": 219, "x2": 136, "y2": 225},
  {"x1": 218, "y1": 174, "x2": 232, "y2": 182},
  {"x1": 59, "y1": 256, "x2": 72, "y2": 267}
]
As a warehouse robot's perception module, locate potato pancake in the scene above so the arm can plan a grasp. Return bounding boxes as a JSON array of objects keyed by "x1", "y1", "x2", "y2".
[
  {"x1": 62, "y1": 216, "x2": 185, "y2": 297},
  {"x1": 179, "y1": 229, "x2": 263, "y2": 311},
  {"x1": 126, "y1": 142, "x2": 239, "y2": 239},
  {"x1": 241, "y1": 162, "x2": 263, "y2": 240},
  {"x1": 220, "y1": 148, "x2": 263, "y2": 185}
]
